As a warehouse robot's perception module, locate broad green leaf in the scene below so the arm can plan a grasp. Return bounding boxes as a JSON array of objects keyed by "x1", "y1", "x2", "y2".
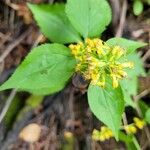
[
  {"x1": 106, "y1": 37, "x2": 146, "y2": 54},
  {"x1": 88, "y1": 82, "x2": 124, "y2": 139},
  {"x1": 0, "y1": 44, "x2": 76, "y2": 95},
  {"x1": 127, "y1": 52, "x2": 145, "y2": 77},
  {"x1": 28, "y1": 4, "x2": 81, "y2": 44},
  {"x1": 121, "y1": 53, "x2": 145, "y2": 95},
  {"x1": 133, "y1": 0, "x2": 143, "y2": 16},
  {"x1": 120, "y1": 84, "x2": 136, "y2": 108},
  {"x1": 145, "y1": 108, "x2": 150, "y2": 124},
  {"x1": 66, "y1": 0, "x2": 111, "y2": 38},
  {"x1": 120, "y1": 53, "x2": 145, "y2": 107}
]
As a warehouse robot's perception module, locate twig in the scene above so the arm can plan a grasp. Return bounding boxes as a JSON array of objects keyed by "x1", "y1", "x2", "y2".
[
  {"x1": 9, "y1": 8, "x2": 15, "y2": 30},
  {"x1": 142, "y1": 48, "x2": 150, "y2": 62},
  {"x1": 0, "y1": 27, "x2": 42, "y2": 124},
  {"x1": 144, "y1": 127, "x2": 150, "y2": 147},
  {"x1": 134, "y1": 88, "x2": 150, "y2": 102},
  {"x1": 142, "y1": 31, "x2": 150, "y2": 62},
  {"x1": 0, "y1": 32, "x2": 11, "y2": 48},
  {"x1": 0, "y1": 89, "x2": 17, "y2": 123},
  {"x1": 142, "y1": 140, "x2": 149, "y2": 150},
  {"x1": 122, "y1": 112, "x2": 128, "y2": 126},
  {"x1": 0, "y1": 28, "x2": 31, "y2": 63},
  {"x1": 68, "y1": 88, "x2": 75, "y2": 124},
  {"x1": 109, "y1": 0, "x2": 120, "y2": 28},
  {"x1": 5, "y1": 0, "x2": 20, "y2": 10},
  {"x1": 0, "y1": 32, "x2": 6, "y2": 38},
  {"x1": 133, "y1": 90, "x2": 150, "y2": 147},
  {"x1": 31, "y1": 33, "x2": 44, "y2": 48},
  {"x1": 0, "y1": 61, "x2": 4, "y2": 75},
  {"x1": 115, "y1": 0, "x2": 127, "y2": 37},
  {"x1": 132, "y1": 29, "x2": 145, "y2": 38}
]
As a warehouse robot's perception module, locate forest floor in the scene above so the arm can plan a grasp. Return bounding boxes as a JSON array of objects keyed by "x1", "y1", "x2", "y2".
[{"x1": 0, "y1": 0, "x2": 150, "y2": 150}]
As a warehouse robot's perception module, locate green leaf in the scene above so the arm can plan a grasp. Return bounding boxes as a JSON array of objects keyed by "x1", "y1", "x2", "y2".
[
  {"x1": 145, "y1": 108, "x2": 150, "y2": 124},
  {"x1": 106, "y1": 37, "x2": 147, "y2": 54},
  {"x1": 123, "y1": 52, "x2": 145, "y2": 95},
  {"x1": 127, "y1": 52, "x2": 146, "y2": 76},
  {"x1": 119, "y1": 132, "x2": 140, "y2": 150},
  {"x1": 0, "y1": 44, "x2": 76, "y2": 95},
  {"x1": 119, "y1": 131, "x2": 132, "y2": 143},
  {"x1": 120, "y1": 53, "x2": 145, "y2": 107},
  {"x1": 133, "y1": 0, "x2": 144, "y2": 16},
  {"x1": 28, "y1": 3, "x2": 81, "y2": 44},
  {"x1": 120, "y1": 83, "x2": 136, "y2": 108},
  {"x1": 66, "y1": 0, "x2": 111, "y2": 38},
  {"x1": 88, "y1": 82, "x2": 124, "y2": 139}
]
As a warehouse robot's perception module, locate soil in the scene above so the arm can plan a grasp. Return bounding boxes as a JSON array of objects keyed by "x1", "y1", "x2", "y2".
[{"x1": 0, "y1": 0, "x2": 150, "y2": 150}]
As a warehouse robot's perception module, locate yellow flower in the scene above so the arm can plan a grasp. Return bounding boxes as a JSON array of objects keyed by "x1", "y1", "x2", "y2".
[
  {"x1": 100, "y1": 126, "x2": 113, "y2": 141},
  {"x1": 111, "y1": 74, "x2": 119, "y2": 88},
  {"x1": 97, "y1": 77, "x2": 105, "y2": 87},
  {"x1": 133, "y1": 117, "x2": 145, "y2": 129},
  {"x1": 124, "y1": 125, "x2": 137, "y2": 134},
  {"x1": 101, "y1": 126, "x2": 107, "y2": 132},
  {"x1": 112, "y1": 46, "x2": 124, "y2": 59},
  {"x1": 92, "y1": 126, "x2": 113, "y2": 142},
  {"x1": 99, "y1": 134, "x2": 105, "y2": 141},
  {"x1": 92, "y1": 129, "x2": 100, "y2": 141},
  {"x1": 117, "y1": 70, "x2": 128, "y2": 77},
  {"x1": 121, "y1": 62, "x2": 134, "y2": 68},
  {"x1": 69, "y1": 38, "x2": 134, "y2": 88}
]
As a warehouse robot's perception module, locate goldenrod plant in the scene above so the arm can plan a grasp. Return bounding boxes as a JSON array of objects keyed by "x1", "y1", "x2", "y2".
[
  {"x1": 69, "y1": 38, "x2": 134, "y2": 88},
  {"x1": 0, "y1": 0, "x2": 149, "y2": 146}
]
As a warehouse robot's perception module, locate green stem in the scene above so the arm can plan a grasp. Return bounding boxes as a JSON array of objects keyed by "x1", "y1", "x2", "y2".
[{"x1": 132, "y1": 136, "x2": 141, "y2": 150}]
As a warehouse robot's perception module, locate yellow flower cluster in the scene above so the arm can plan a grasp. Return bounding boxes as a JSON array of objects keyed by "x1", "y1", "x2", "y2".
[
  {"x1": 92, "y1": 118, "x2": 145, "y2": 141},
  {"x1": 92, "y1": 126, "x2": 113, "y2": 141},
  {"x1": 69, "y1": 38, "x2": 134, "y2": 88},
  {"x1": 124, "y1": 117, "x2": 145, "y2": 134}
]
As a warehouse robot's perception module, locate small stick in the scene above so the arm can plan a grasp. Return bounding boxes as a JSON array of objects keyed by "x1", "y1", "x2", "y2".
[
  {"x1": 122, "y1": 112, "x2": 128, "y2": 126},
  {"x1": 0, "y1": 89, "x2": 17, "y2": 123},
  {"x1": 143, "y1": 51, "x2": 150, "y2": 62},
  {"x1": 134, "y1": 88, "x2": 150, "y2": 102},
  {"x1": 142, "y1": 32, "x2": 150, "y2": 62},
  {"x1": 133, "y1": 92, "x2": 150, "y2": 147},
  {"x1": 0, "y1": 32, "x2": 11, "y2": 48},
  {"x1": 115, "y1": 0, "x2": 127, "y2": 37},
  {"x1": 0, "y1": 28, "x2": 31, "y2": 63}
]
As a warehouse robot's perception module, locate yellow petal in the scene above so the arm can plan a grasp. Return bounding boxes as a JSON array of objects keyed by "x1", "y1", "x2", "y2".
[
  {"x1": 111, "y1": 75, "x2": 119, "y2": 88},
  {"x1": 124, "y1": 125, "x2": 137, "y2": 134},
  {"x1": 92, "y1": 129, "x2": 100, "y2": 141},
  {"x1": 121, "y1": 62, "x2": 134, "y2": 68},
  {"x1": 134, "y1": 117, "x2": 145, "y2": 129},
  {"x1": 117, "y1": 70, "x2": 128, "y2": 77}
]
